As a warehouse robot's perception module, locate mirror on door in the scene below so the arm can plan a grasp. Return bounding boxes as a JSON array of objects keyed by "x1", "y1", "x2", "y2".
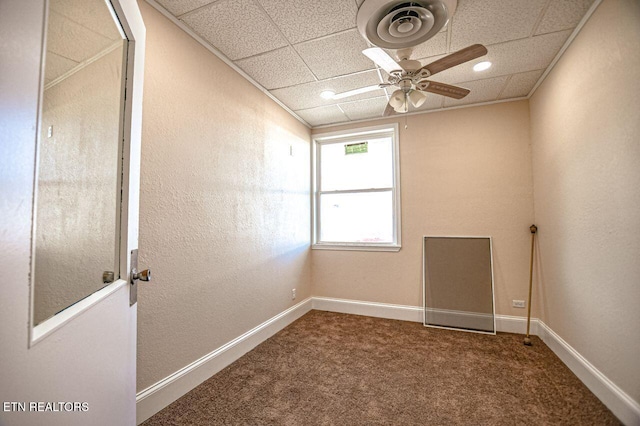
[{"x1": 32, "y1": 0, "x2": 128, "y2": 326}]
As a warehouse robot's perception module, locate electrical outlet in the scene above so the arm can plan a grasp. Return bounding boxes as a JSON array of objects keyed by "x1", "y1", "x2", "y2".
[
  {"x1": 512, "y1": 300, "x2": 525, "y2": 308},
  {"x1": 291, "y1": 288, "x2": 296, "y2": 300}
]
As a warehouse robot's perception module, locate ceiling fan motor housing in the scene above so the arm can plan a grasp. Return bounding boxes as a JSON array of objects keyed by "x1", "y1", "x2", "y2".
[{"x1": 357, "y1": 0, "x2": 457, "y2": 49}]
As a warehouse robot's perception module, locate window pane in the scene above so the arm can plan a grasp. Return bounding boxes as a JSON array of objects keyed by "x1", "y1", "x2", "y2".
[
  {"x1": 320, "y1": 137, "x2": 393, "y2": 191},
  {"x1": 319, "y1": 191, "x2": 393, "y2": 243}
]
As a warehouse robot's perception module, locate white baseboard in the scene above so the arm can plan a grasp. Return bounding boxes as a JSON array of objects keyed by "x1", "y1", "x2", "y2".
[
  {"x1": 314, "y1": 296, "x2": 639, "y2": 426},
  {"x1": 312, "y1": 296, "x2": 537, "y2": 335},
  {"x1": 135, "y1": 297, "x2": 313, "y2": 424},
  {"x1": 312, "y1": 297, "x2": 423, "y2": 322},
  {"x1": 495, "y1": 313, "x2": 539, "y2": 335},
  {"x1": 537, "y1": 320, "x2": 640, "y2": 426},
  {"x1": 136, "y1": 296, "x2": 639, "y2": 426}
]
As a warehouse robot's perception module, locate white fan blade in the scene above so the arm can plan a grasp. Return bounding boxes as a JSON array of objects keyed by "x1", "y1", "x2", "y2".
[
  {"x1": 331, "y1": 85, "x2": 382, "y2": 100},
  {"x1": 362, "y1": 48, "x2": 403, "y2": 74}
]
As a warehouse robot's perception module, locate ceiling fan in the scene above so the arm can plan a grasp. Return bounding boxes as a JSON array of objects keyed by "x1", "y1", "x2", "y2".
[{"x1": 327, "y1": 44, "x2": 488, "y2": 116}]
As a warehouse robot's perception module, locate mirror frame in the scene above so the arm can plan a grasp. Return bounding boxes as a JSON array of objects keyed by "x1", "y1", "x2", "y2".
[{"x1": 29, "y1": 0, "x2": 145, "y2": 346}]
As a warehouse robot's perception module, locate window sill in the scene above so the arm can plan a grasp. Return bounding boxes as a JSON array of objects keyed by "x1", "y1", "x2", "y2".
[{"x1": 312, "y1": 243, "x2": 401, "y2": 252}]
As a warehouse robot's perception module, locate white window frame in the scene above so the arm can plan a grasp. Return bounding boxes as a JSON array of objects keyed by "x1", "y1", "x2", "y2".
[{"x1": 311, "y1": 123, "x2": 401, "y2": 252}]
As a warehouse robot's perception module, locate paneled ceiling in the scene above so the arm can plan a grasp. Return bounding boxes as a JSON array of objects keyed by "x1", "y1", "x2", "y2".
[
  {"x1": 45, "y1": 0, "x2": 123, "y2": 86},
  {"x1": 149, "y1": 0, "x2": 596, "y2": 127}
]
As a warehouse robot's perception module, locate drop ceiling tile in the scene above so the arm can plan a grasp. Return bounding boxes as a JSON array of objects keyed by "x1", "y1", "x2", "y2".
[
  {"x1": 44, "y1": 51, "x2": 78, "y2": 83},
  {"x1": 499, "y1": 69, "x2": 544, "y2": 99},
  {"x1": 294, "y1": 30, "x2": 373, "y2": 80},
  {"x1": 156, "y1": 0, "x2": 215, "y2": 17},
  {"x1": 295, "y1": 105, "x2": 349, "y2": 127},
  {"x1": 271, "y1": 70, "x2": 383, "y2": 110},
  {"x1": 535, "y1": 0, "x2": 596, "y2": 35},
  {"x1": 235, "y1": 47, "x2": 316, "y2": 89},
  {"x1": 485, "y1": 31, "x2": 572, "y2": 75},
  {"x1": 258, "y1": 0, "x2": 358, "y2": 44},
  {"x1": 443, "y1": 76, "x2": 508, "y2": 107},
  {"x1": 429, "y1": 30, "x2": 572, "y2": 85},
  {"x1": 339, "y1": 96, "x2": 389, "y2": 121},
  {"x1": 181, "y1": 0, "x2": 287, "y2": 60},
  {"x1": 50, "y1": 0, "x2": 123, "y2": 40},
  {"x1": 450, "y1": 0, "x2": 548, "y2": 51},
  {"x1": 47, "y1": 11, "x2": 114, "y2": 62}
]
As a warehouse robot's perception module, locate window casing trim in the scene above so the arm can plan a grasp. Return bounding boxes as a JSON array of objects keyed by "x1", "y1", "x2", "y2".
[{"x1": 311, "y1": 123, "x2": 401, "y2": 251}]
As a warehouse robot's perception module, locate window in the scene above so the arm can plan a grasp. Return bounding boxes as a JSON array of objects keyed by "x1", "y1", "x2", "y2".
[{"x1": 312, "y1": 124, "x2": 401, "y2": 251}]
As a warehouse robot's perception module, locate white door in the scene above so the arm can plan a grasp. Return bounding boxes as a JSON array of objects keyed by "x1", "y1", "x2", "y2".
[{"x1": 0, "y1": 0, "x2": 145, "y2": 425}]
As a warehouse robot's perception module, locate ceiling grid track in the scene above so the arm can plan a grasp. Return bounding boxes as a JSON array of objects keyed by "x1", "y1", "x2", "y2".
[
  {"x1": 313, "y1": 97, "x2": 528, "y2": 130},
  {"x1": 446, "y1": 17, "x2": 453, "y2": 54},
  {"x1": 249, "y1": 0, "x2": 320, "y2": 82},
  {"x1": 176, "y1": 0, "x2": 223, "y2": 20},
  {"x1": 527, "y1": 0, "x2": 603, "y2": 98},
  {"x1": 45, "y1": 41, "x2": 123, "y2": 90},
  {"x1": 335, "y1": 104, "x2": 350, "y2": 121},
  {"x1": 495, "y1": 75, "x2": 513, "y2": 100},
  {"x1": 269, "y1": 68, "x2": 383, "y2": 93},
  {"x1": 529, "y1": 0, "x2": 554, "y2": 38}
]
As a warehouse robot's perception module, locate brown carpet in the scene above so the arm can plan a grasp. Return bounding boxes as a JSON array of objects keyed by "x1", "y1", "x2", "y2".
[{"x1": 143, "y1": 310, "x2": 620, "y2": 425}]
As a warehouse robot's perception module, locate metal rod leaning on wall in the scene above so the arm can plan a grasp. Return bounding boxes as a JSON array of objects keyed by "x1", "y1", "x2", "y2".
[{"x1": 524, "y1": 224, "x2": 538, "y2": 346}]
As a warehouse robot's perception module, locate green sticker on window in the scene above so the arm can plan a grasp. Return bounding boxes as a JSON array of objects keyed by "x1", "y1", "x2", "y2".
[{"x1": 345, "y1": 141, "x2": 368, "y2": 155}]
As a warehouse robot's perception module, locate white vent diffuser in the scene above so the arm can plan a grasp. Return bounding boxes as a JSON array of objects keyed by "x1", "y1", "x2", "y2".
[{"x1": 357, "y1": 0, "x2": 457, "y2": 49}]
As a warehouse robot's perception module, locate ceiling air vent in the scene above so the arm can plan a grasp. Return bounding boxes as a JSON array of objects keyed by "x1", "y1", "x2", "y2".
[{"x1": 357, "y1": 0, "x2": 457, "y2": 49}]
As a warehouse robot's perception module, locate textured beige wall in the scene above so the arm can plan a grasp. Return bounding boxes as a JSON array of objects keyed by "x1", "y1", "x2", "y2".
[
  {"x1": 35, "y1": 46, "x2": 124, "y2": 324},
  {"x1": 136, "y1": 2, "x2": 312, "y2": 391},
  {"x1": 529, "y1": 0, "x2": 640, "y2": 402},
  {"x1": 312, "y1": 101, "x2": 536, "y2": 318}
]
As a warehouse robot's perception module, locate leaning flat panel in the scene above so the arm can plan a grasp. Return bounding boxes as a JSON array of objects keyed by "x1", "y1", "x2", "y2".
[{"x1": 423, "y1": 236, "x2": 496, "y2": 334}]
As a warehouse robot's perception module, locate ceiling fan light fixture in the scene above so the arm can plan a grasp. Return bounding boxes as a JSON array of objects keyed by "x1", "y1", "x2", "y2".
[
  {"x1": 473, "y1": 61, "x2": 492, "y2": 72},
  {"x1": 388, "y1": 89, "x2": 406, "y2": 110},
  {"x1": 393, "y1": 100, "x2": 409, "y2": 113},
  {"x1": 320, "y1": 90, "x2": 336, "y2": 99},
  {"x1": 408, "y1": 90, "x2": 428, "y2": 108},
  {"x1": 389, "y1": 90, "x2": 410, "y2": 113}
]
